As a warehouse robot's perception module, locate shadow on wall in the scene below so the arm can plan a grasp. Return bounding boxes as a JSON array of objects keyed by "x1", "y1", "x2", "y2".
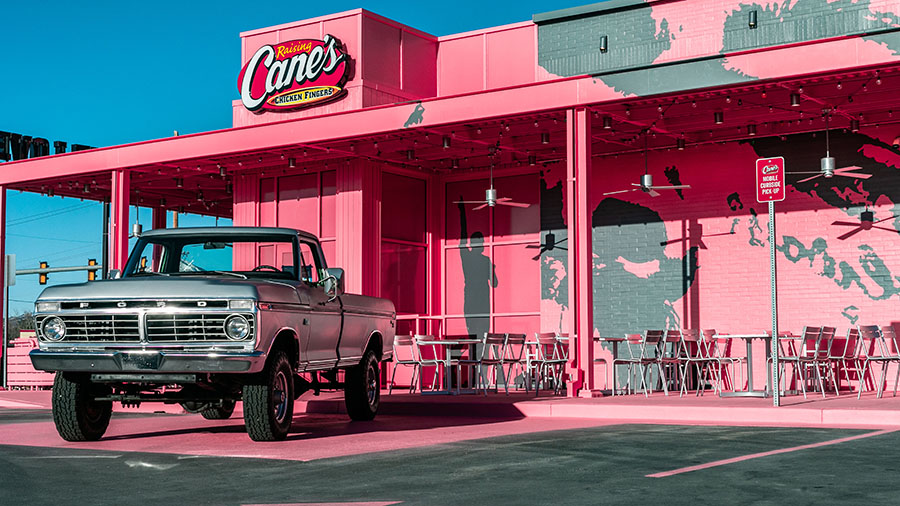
[
  {"x1": 591, "y1": 198, "x2": 699, "y2": 337},
  {"x1": 457, "y1": 198, "x2": 496, "y2": 338}
]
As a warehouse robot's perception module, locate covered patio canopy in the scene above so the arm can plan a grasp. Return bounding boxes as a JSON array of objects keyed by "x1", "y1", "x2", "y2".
[{"x1": 3, "y1": 49, "x2": 900, "y2": 396}]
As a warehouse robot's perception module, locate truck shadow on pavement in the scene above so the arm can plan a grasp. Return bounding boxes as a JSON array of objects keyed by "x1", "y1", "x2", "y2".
[{"x1": 99, "y1": 412, "x2": 525, "y2": 442}]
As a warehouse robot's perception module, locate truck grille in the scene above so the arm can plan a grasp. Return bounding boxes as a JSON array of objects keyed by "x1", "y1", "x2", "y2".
[
  {"x1": 48, "y1": 314, "x2": 141, "y2": 342},
  {"x1": 145, "y1": 313, "x2": 255, "y2": 342},
  {"x1": 37, "y1": 312, "x2": 255, "y2": 343}
]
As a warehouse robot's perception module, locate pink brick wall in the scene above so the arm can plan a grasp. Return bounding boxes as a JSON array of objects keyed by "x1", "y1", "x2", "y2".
[{"x1": 579, "y1": 127, "x2": 900, "y2": 338}]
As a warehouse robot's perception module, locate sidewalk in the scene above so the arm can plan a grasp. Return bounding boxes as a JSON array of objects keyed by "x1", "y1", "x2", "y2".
[{"x1": 4, "y1": 388, "x2": 900, "y2": 429}]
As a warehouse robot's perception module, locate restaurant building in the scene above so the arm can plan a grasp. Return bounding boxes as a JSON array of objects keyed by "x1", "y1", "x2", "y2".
[{"x1": 3, "y1": 0, "x2": 900, "y2": 396}]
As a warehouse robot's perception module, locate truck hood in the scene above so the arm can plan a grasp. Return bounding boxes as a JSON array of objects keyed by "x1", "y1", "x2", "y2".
[{"x1": 36, "y1": 276, "x2": 299, "y2": 303}]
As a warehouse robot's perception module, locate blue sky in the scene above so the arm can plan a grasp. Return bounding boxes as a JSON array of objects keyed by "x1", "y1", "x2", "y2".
[{"x1": 1, "y1": 0, "x2": 588, "y2": 315}]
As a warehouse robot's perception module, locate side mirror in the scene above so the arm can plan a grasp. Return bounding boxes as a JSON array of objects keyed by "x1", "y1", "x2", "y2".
[
  {"x1": 321, "y1": 268, "x2": 344, "y2": 301},
  {"x1": 108, "y1": 269, "x2": 121, "y2": 279}
]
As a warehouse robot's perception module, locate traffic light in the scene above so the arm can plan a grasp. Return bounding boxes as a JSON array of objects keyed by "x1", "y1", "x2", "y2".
[
  {"x1": 39, "y1": 261, "x2": 48, "y2": 285},
  {"x1": 87, "y1": 259, "x2": 97, "y2": 281}
]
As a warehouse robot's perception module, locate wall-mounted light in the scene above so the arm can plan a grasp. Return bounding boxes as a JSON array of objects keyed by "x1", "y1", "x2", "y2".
[
  {"x1": 442, "y1": 135, "x2": 451, "y2": 149},
  {"x1": 749, "y1": 10, "x2": 758, "y2": 29},
  {"x1": 850, "y1": 119, "x2": 860, "y2": 132},
  {"x1": 676, "y1": 138, "x2": 686, "y2": 150},
  {"x1": 790, "y1": 93, "x2": 801, "y2": 107},
  {"x1": 288, "y1": 157, "x2": 296, "y2": 168},
  {"x1": 602, "y1": 116, "x2": 612, "y2": 129},
  {"x1": 747, "y1": 124, "x2": 757, "y2": 136},
  {"x1": 714, "y1": 111, "x2": 724, "y2": 124},
  {"x1": 599, "y1": 35, "x2": 608, "y2": 53},
  {"x1": 541, "y1": 132, "x2": 550, "y2": 144}
]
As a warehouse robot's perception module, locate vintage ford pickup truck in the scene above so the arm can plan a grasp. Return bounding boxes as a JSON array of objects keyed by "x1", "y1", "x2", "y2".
[{"x1": 30, "y1": 227, "x2": 396, "y2": 441}]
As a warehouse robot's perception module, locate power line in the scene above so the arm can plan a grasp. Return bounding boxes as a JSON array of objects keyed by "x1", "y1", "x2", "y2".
[
  {"x1": 8, "y1": 202, "x2": 97, "y2": 227},
  {"x1": 19, "y1": 244, "x2": 99, "y2": 265},
  {"x1": 7, "y1": 232, "x2": 96, "y2": 244}
]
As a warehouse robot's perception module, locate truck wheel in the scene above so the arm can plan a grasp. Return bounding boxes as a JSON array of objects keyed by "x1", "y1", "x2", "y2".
[
  {"x1": 200, "y1": 400, "x2": 236, "y2": 420},
  {"x1": 51, "y1": 372, "x2": 112, "y2": 442},
  {"x1": 345, "y1": 350, "x2": 380, "y2": 421},
  {"x1": 243, "y1": 351, "x2": 294, "y2": 441}
]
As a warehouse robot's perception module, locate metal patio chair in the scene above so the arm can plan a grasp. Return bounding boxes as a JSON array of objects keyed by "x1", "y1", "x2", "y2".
[
  {"x1": 856, "y1": 325, "x2": 893, "y2": 398},
  {"x1": 475, "y1": 333, "x2": 508, "y2": 394},
  {"x1": 706, "y1": 329, "x2": 744, "y2": 393},
  {"x1": 771, "y1": 326, "x2": 821, "y2": 398},
  {"x1": 532, "y1": 332, "x2": 569, "y2": 395},
  {"x1": 658, "y1": 329, "x2": 685, "y2": 396},
  {"x1": 612, "y1": 330, "x2": 665, "y2": 397},
  {"x1": 412, "y1": 334, "x2": 445, "y2": 393},
  {"x1": 501, "y1": 333, "x2": 528, "y2": 393},
  {"x1": 389, "y1": 334, "x2": 421, "y2": 394}
]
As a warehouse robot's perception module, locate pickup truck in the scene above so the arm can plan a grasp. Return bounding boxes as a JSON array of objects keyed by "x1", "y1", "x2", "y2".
[{"x1": 30, "y1": 227, "x2": 396, "y2": 441}]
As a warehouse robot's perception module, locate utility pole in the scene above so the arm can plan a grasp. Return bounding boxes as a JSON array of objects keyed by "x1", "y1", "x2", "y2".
[{"x1": 102, "y1": 202, "x2": 110, "y2": 279}]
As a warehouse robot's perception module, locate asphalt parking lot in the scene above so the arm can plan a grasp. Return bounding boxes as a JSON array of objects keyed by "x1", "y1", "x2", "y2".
[{"x1": 2, "y1": 402, "x2": 899, "y2": 505}]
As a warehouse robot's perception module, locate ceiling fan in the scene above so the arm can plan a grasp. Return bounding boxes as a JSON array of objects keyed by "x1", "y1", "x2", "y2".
[
  {"x1": 526, "y1": 231, "x2": 567, "y2": 260},
  {"x1": 832, "y1": 206, "x2": 899, "y2": 240},
  {"x1": 602, "y1": 133, "x2": 691, "y2": 197},
  {"x1": 788, "y1": 109, "x2": 872, "y2": 183},
  {"x1": 453, "y1": 145, "x2": 530, "y2": 210}
]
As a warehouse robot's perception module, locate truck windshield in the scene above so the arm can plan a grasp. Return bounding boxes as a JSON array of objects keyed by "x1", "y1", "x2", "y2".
[{"x1": 124, "y1": 235, "x2": 297, "y2": 280}]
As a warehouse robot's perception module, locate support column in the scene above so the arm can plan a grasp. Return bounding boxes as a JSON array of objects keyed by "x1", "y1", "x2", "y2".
[
  {"x1": 152, "y1": 206, "x2": 167, "y2": 231},
  {"x1": 0, "y1": 186, "x2": 7, "y2": 388},
  {"x1": 109, "y1": 170, "x2": 130, "y2": 273},
  {"x1": 566, "y1": 108, "x2": 594, "y2": 397},
  {"x1": 336, "y1": 160, "x2": 381, "y2": 296},
  {"x1": 151, "y1": 207, "x2": 167, "y2": 272}
]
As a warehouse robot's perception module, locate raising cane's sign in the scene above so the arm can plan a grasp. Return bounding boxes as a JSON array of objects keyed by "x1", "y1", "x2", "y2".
[{"x1": 238, "y1": 34, "x2": 350, "y2": 113}]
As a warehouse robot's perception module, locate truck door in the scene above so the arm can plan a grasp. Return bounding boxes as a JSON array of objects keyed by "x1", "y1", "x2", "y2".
[{"x1": 298, "y1": 240, "x2": 342, "y2": 368}]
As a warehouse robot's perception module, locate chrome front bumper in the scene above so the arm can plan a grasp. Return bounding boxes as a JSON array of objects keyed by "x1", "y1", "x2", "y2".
[{"x1": 30, "y1": 349, "x2": 266, "y2": 374}]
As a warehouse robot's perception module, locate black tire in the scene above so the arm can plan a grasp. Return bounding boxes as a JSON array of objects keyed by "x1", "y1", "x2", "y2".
[
  {"x1": 243, "y1": 351, "x2": 294, "y2": 441},
  {"x1": 200, "y1": 399, "x2": 236, "y2": 420},
  {"x1": 51, "y1": 372, "x2": 112, "y2": 442},
  {"x1": 345, "y1": 350, "x2": 380, "y2": 421}
]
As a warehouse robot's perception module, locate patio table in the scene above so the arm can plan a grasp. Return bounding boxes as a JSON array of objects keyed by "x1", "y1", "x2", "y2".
[
  {"x1": 594, "y1": 337, "x2": 625, "y2": 395},
  {"x1": 717, "y1": 333, "x2": 772, "y2": 397},
  {"x1": 416, "y1": 337, "x2": 482, "y2": 395},
  {"x1": 717, "y1": 332, "x2": 795, "y2": 397}
]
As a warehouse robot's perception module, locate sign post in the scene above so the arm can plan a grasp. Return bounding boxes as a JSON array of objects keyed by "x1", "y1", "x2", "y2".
[{"x1": 756, "y1": 157, "x2": 785, "y2": 407}]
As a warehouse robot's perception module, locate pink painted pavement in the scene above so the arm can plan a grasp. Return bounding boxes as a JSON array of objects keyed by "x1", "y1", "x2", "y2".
[{"x1": 3, "y1": 389, "x2": 900, "y2": 463}]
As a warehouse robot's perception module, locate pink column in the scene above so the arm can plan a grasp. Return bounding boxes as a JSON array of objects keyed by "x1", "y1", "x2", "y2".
[
  {"x1": 336, "y1": 160, "x2": 381, "y2": 296},
  {"x1": 0, "y1": 185, "x2": 6, "y2": 387},
  {"x1": 566, "y1": 108, "x2": 594, "y2": 397},
  {"x1": 151, "y1": 206, "x2": 166, "y2": 231},
  {"x1": 109, "y1": 170, "x2": 130, "y2": 272},
  {"x1": 575, "y1": 108, "x2": 595, "y2": 396}
]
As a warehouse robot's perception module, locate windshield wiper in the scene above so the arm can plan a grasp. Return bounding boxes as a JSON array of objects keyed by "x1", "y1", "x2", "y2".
[{"x1": 209, "y1": 270, "x2": 248, "y2": 279}]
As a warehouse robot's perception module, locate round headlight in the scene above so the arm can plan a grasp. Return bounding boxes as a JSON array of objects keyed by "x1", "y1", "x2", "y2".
[
  {"x1": 42, "y1": 316, "x2": 67, "y2": 341},
  {"x1": 224, "y1": 315, "x2": 251, "y2": 340}
]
